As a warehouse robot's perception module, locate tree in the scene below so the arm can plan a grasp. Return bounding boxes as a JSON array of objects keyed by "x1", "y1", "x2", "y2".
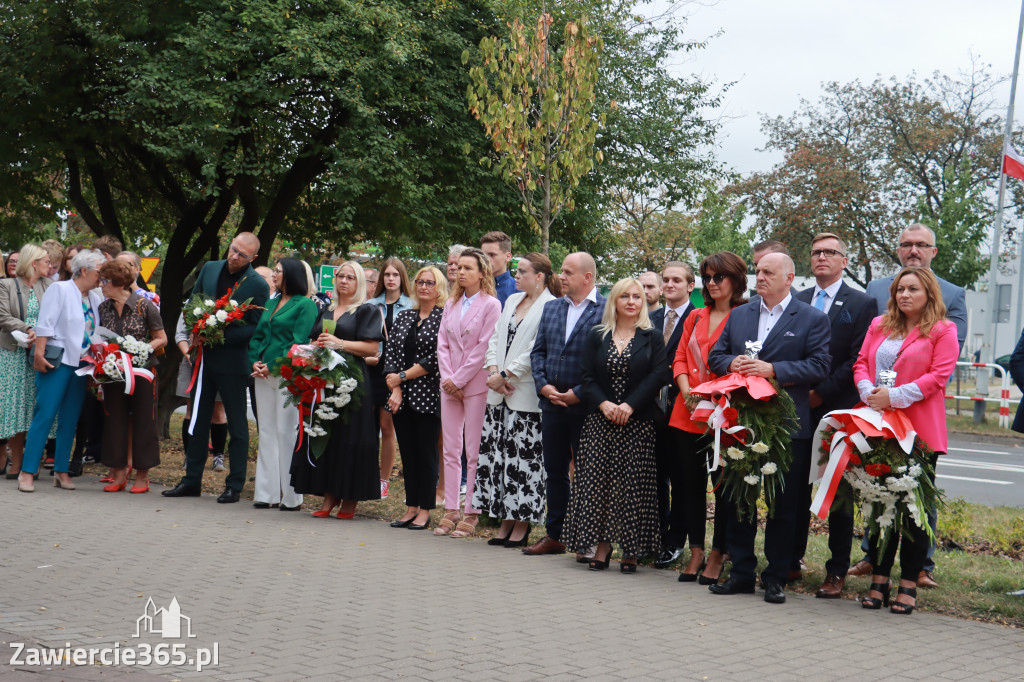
[
  {"x1": 738, "y1": 67, "x2": 1022, "y2": 287},
  {"x1": 466, "y1": 9, "x2": 603, "y2": 254}
]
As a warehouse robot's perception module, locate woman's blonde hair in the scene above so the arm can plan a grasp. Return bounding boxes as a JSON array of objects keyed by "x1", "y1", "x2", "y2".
[
  {"x1": 329, "y1": 260, "x2": 368, "y2": 314},
  {"x1": 449, "y1": 247, "x2": 496, "y2": 302},
  {"x1": 15, "y1": 243, "x2": 48, "y2": 279},
  {"x1": 881, "y1": 266, "x2": 947, "y2": 338},
  {"x1": 597, "y1": 278, "x2": 653, "y2": 337},
  {"x1": 410, "y1": 266, "x2": 448, "y2": 310}
]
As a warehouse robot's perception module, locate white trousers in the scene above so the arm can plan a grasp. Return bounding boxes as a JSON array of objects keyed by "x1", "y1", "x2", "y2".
[{"x1": 253, "y1": 376, "x2": 302, "y2": 507}]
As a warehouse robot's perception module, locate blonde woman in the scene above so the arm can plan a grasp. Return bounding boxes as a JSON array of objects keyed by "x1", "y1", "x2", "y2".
[
  {"x1": 290, "y1": 260, "x2": 384, "y2": 518},
  {"x1": 562, "y1": 278, "x2": 670, "y2": 573}
]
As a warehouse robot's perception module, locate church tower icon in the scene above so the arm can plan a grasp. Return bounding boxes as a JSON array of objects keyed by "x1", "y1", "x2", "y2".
[{"x1": 135, "y1": 597, "x2": 195, "y2": 638}]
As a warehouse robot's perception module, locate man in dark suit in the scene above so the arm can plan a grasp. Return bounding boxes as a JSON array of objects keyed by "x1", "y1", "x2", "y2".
[
  {"x1": 792, "y1": 233, "x2": 875, "y2": 598},
  {"x1": 851, "y1": 223, "x2": 966, "y2": 588},
  {"x1": 649, "y1": 262, "x2": 698, "y2": 567},
  {"x1": 707, "y1": 253, "x2": 831, "y2": 604},
  {"x1": 164, "y1": 232, "x2": 270, "y2": 504},
  {"x1": 1009, "y1": 328, "x2": 1024, "y2": 435},
  {"x1": 524, "y1": 252, "x2": 606, "y2": 556}
]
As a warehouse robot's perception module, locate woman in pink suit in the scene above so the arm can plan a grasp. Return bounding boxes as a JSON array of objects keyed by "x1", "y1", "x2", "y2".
[
  {"x1": 435, "y1": 247, "x2": 501, "y2": 538},
  {"x1": 853, "y1": 266, "x2": 958, "y2": 615}
]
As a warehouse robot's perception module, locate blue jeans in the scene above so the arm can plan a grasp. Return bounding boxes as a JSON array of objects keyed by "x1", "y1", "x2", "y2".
[{"x1": 23, "y1": 363, "x2": 89, "y2": 474}]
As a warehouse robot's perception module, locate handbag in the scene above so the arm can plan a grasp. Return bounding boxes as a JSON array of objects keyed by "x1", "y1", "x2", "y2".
[{"x1": 42, "y1": 343, "x2": 63, "y2": 366}]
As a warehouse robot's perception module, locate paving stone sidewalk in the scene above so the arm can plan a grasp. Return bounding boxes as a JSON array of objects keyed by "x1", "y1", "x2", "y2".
[{"x1": 1, "y1": 476, "x2": 1021, "y2": 681}]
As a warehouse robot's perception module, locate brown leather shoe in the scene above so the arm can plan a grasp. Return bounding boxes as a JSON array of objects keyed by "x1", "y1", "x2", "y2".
[
  {"x1": 847, "y1": 559, "x2": 873, "y2": 577},
  {"x1": 917, "y1": 569, "x2": 938, "y2": 588},
  {"x1": 522, "y1": 536, "x2": 566, "y2": 556},
  {"x1": 815, "y1": 573, "x2": 845, "y2": 598},
  {"x1": 786, "y1": 569, "x2": 803, "y2": 583}
]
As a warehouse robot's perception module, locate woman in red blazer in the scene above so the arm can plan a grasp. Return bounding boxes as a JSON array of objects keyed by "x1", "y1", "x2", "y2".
[
  {"x1": 668, "y1": 251, "x2": 748, "y2": 585},
  {"x1": 435, "y1": 248, "x2": 501, "y2": 538},
  {"x1": 853, "y1": 266, "x2": 958, "y2": 615}
]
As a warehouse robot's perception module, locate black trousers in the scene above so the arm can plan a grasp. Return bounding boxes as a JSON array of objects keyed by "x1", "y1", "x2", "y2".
[
  {"x1": 393, "y1": 409, "x2": 441, "y2": 510},
  {"x1": 724, "y1": 438, "x2": 811, "y2": 585},
  {"x1": 823, "y1": 480, "x2": 855, "y2": 576},
  {"x1": 182, "y1": 367, "x2": 250, "y2": 492},
  {"x1": 869, "y1": 453, "x2": 938, "y2": 582},
  {"x1": 101, "y1": 380, "x2": 160, "y2": 471},
  {"x1": 540, "y1": 409, "x2": 586, "y2": 542},
  {"x1": 656, "y1": 420, "x2": 688, "y2": 547}
]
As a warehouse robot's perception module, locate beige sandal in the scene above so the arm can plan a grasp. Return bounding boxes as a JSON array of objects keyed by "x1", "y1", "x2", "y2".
[
  {"x1": 450, "y1": 519, "x2": 478, "y2": 539},
  {"x1": 433, "y1": 514, "x2": 459, "y2": 536}
]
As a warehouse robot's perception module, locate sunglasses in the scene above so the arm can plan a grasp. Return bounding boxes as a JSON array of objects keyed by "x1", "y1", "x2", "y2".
[{"x1": 701, "y1": 273, "x2": 727, "y2": 285}]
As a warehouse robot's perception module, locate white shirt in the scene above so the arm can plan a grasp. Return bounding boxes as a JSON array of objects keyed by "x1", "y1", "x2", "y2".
[
  {"x1": 565, "y1": 287, "x2": 598, "y2": 343},
  {"x1": 757, "y1": 293, "x2": 792, "y2": 343},
  {"x1": 811, "y1": 279, "x2": 843, "y2": 314},
  {"x1": 460, "y1": 291, "x2": 479, "y2": 320}
]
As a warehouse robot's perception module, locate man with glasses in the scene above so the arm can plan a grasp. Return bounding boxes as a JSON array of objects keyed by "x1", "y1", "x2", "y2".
[
  {"x1": 850, "y1": 223, "x2": 967, "y2": 588},
  {"x1": 164, "y1": 232, "x2": 269, "y2": 504},
  {"x1": 793, "y1": 233, "x2": 875, "y2": 598}
]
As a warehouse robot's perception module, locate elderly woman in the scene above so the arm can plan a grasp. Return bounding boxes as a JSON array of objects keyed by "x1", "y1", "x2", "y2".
[
  {"x1": 96, "y1": 260, "x2": 167, "y2": 493},
  {"x1": 17, "y1": 249, "x2": 105, "y2": 493},
  {"x1": 0, "y1": 244, "x2": 53, "y2": 478},
  {"x1": 854, "y1": 267, "x2": 958, "y2": 615},
  {"x1": 249, "y1": 258, "x2": 319, "y2": 510},
  {"x1": 562, "y1": 278, "x2": 670, "y2": 573},
  {"x1": 290, "y1": 260, "x2": 384, "y2": 518},
  {"x1": 367, "y1": 257, "x2": 414, "y2": 499},
  {"x1": 472, "y1": 253, "x2": 560, "y2": 547},
  {"x1": 383, "y1": 266, "x2": 448, "y2": 530}
]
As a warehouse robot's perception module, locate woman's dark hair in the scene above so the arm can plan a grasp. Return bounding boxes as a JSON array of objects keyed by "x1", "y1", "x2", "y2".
[
  {"x1": 699, "y1": 251, "x2": 748, "y2": 308},
  {"x1": 372, "y1": 257, "x2": 412, "y2": 299},
  {"x1": 98, "y1": 260, "x2": 134, "y2": 291},
  {"x1": 277, "y1": 258, "x2": 308, "y2": 297},
  {"x1": 59, "y1": 243, "x2": 85, "y2": 281},
  {"x1": 519, "y1": 252, "x2": 562, "y2": 297}
]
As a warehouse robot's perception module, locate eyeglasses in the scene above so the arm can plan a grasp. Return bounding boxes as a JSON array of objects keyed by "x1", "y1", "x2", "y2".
[
  {"x1": 99, "y1": 278, "x2": 111, "y2": 286},
  {"x1": 414, "y1": 280, "x2": 436, "y2": 288},
  {"x1": 898, "y1": 241, "x2": 934, "y2": 250},
  {"x1": 810, "y1": 248, "x2": 845, "y2": 259},
  {"x1": 336, "y1": 274, "x2": 357, "y2": 282},
  {"x1": 701, "y1": 273, "x2": 727, "y2": 285},
  {"x1": 272, "y1": 268, "x2": 283, "y2": 275},
  {"x1": 229, "y1": 244, "x2": 255, "y2": 260}
]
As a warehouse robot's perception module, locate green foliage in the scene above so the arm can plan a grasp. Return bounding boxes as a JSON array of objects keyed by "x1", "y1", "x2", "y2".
[{"x1": 919, "y1": 161, "x2": 989, "y2": 288}]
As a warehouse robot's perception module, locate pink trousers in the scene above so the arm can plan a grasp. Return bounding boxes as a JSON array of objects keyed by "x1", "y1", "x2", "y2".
[{"x1": 440, "y1": 390, "x2": 488, "y2": 514}]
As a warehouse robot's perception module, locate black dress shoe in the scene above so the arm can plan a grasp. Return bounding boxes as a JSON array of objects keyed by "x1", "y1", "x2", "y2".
[
  {"x1": 217, "y1": 488, "x2": 240, "y2": 503},
  {"x1": 708, "y1": 576, "x2": 756, "y2": 595},
  {"x1": 764, "y1": 582, "x2": 787, "y2": 604},
  {"x1": 653, "y1": 546, "x2": 683, "y2": 569},
  {"x1": 391, "y1": 518, "x2": 415, "y2": 528},
  {"x1": 408, "y1": 521, "x2": 430, "y2": 530},
  {"x1": 253, "y1": 502, "x2": 271, "y2": 509},
  {"x1": 279, "y1": 504, "x2": 302, "y2": 511},
  {"x1": 162, "y1": 482, "x2": 201, "y2": 497}
]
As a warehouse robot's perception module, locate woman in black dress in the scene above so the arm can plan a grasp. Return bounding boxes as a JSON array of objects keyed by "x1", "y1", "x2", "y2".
[
  {"x1": 562, "y1": 277, "x2": 670, "y2": 573},
  {"x1": 290, "y1": 260, "x2": 384, "y2": 519}
]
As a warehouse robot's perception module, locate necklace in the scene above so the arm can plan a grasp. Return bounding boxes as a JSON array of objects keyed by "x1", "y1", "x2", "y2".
[{"x1": 614, "y1": 334, "x2": 630, "y2": 348}]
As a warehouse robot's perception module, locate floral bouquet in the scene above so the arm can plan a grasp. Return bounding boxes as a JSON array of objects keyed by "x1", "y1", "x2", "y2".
[
  {"x1": 813, "y1": 408, "x2": 940, "y2": 557},
  {"x1": 78, "y1": 334, "x2": 155, "y2": 395},
  {"x1": 183, "y1": 282, "x2": 262, "y2": 347},
  {"x1": 687, "y1": 342, "x2": 799, "y2": 521},
  {"x1": 272, "y1": 343, "x2": 364, "y2": 459}
]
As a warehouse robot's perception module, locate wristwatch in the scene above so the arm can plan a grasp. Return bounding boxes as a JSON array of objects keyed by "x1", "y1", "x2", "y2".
[
  {"x1": 499, "y1": 370, "x2": 509, "y2": 379},
  {"x1": 399, "y1": 371, "x2": 407, "y2": 382}
]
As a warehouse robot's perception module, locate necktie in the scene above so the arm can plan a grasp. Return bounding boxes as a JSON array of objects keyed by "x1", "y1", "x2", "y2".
[
  {"x1": 664, "y1": 309, "x2": 677, "y2": 343},
  {"x1": 815, "y1": 290, "x2": 827, "y2": 311}
]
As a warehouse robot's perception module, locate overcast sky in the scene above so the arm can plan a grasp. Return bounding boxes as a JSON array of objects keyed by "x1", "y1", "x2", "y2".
[{"x1": 657, "y1": 0, "x2": 1024, "y2": 176}]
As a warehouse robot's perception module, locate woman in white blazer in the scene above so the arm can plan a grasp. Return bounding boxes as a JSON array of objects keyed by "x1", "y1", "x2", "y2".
[{"x1": 472, "y1": 253, "x2": 561, "y2": 547}]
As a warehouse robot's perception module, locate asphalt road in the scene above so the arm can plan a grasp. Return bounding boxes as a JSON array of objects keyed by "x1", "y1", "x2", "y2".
[{"x1": 939, "y1": 436, "x2": 1024, "y2": 507}]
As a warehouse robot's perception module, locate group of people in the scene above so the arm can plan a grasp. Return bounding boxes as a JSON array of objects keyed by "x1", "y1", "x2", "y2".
[{"x1": 3, "y1": 223, "x2": 972, "y2": 614}]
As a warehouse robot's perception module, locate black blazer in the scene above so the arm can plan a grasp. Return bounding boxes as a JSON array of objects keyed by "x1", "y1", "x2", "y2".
[
  {"x1": 795, "y1": 281, "x2": 875, "y2": 414},
  {"x1": 191, "y1": 260, "x2": 270, "y2": 375},
  {"x1": 651, "y1": 303, "x2": 694, "y2": 404},
  {"x1": 580, "y1": 326, "x2": 671, "y2": 421},
  {"x1": 382, "y1": 307, "x2": 443, "y2": 416}
]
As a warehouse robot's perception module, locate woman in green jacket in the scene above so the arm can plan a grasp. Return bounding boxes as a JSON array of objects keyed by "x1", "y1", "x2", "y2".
[{"x1": 249, "y1": 258, "x2": 319, "y2": 510}]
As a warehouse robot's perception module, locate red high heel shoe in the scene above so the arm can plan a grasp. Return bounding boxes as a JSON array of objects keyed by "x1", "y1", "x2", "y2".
[
  {"x1": 103, "y1": 480, "x2": 127, "y2": 492},
  {"x1": 130, "y1": 483, "x2": 150, "y2": 494},
  {"x1": 100, "y1": 466, "x2": 132, "y2": 484},
  {"x1": 312, "y1": 506, "x2": 338, "y2": 518}
]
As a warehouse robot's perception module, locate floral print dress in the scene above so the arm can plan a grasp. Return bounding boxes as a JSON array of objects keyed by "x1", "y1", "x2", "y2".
[{"x1": 0, "y1": 291, "x2": 43, "y2": 438}]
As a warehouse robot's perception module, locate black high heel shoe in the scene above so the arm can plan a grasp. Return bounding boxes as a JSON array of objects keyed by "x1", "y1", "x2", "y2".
[
  {"x1": 620, "y1": 559, "x2": 637, "y2": 574},
  {"x1": 391, "y1": 517, "x2": 416, "y2": 528},
  {"x1": 861, "y1": 579, "x2": 891, "y2": 609},
  {"x1": 488, "y1": 534, "x2": 512, "y2": 545},
  {"x1": 589, "y1": 551, "x2": 611, "y2": 571},
  {"x1": 679, "y1": 558, "x2": 707, "y2": 583},
  {"x1": 504, "y1": 535, "x2": 530, "y2": 548},
  {"x1": 890, "y1": 586, "x2": 917, "y2": 615}
]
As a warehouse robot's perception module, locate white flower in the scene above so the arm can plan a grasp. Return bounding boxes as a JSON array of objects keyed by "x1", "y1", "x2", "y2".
[
  {"x1": 335, "y1": 394, "x2": 351, "y2": 407},
  {"x1": 761, "y1": 462, "x2": 778, "y2": 475},
  {"x1": 206, "y1": 317, "x2": 218, "y2": 327},
  {"x1": 751, "y1": 442, "x2": 769, "y2": 454},
  {"x1": 216, "y1": 309, "x2": 229, "y2": 322},
  {"x1": 908, "y1": 464, "x2": 922, "y2": 478},
  {"x1": 204, "y1": 299, "x2": 215, "y2": 306},
  {"x1": 743, "y1": 474, "x2": 760, "y2": 485},
  {"x1": 229, "y1": 299, "x2": 238, "y2": 307},
  {"x1": 726, "y1": 447, "x2": 744, "y2": 460},
  {"x1": 193, "y1": 307, "x2": 204, "y2": 316}
]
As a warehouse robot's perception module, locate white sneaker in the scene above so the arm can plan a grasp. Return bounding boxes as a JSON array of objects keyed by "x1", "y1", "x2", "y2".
[
  {"x1": 212, "y1": 454, "x2": 225, "y2": 472},
  {"x1": 380, "y1": 479, "x2": 389, "y2": 499}
]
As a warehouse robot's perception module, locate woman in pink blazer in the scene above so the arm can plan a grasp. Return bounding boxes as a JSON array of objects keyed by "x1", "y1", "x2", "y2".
[
  {"x1": 853, "y1": 266, "x2": 958, "y2": 615},
  {"x1": 435, "y1": 247, "x2": 502, "y2": 538}
]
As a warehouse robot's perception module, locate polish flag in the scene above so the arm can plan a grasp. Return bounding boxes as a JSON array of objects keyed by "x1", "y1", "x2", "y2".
[{"x1": 1004, "y1": 143, "x2": 1024, "y2": 181}]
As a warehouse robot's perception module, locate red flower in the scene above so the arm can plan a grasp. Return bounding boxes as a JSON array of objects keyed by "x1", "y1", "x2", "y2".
[
  {"x1": 279, "y1": 366, "x2": 293, "y2": 380},
  {"x1": 848, "y1": 452, "x2": 862, "y2": 466},
  {"x1": 723, "y1": 407, "x2": 739, "y2": 422},
  {"x1": 721, "y1": 433, "x2": 737, "y2": 446},
  {"x1": 864, "y1": 463, "x2": 890, "y2": 477}
]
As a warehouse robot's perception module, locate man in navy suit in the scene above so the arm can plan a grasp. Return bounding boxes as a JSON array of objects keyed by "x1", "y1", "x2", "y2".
[
  {"x1": 792, "y1": 233, "x2": 875, "y2": 598},
  {"x1": 708, "y1": 253, "x2": 831, "y2": 604},
  {"x1": 649, "y1": 262, "x2": 698, "y2": 568},
  {"x1": 851, "y1": 223, "x2": 966, "y2": 588},
  {"x1": 524, "y1": 252, "x2": 607, "y2": 556}
]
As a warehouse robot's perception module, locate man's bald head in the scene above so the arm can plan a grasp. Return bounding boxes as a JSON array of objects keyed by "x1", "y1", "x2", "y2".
[
  {"x1": 560, "y1": 252, "x2": 597, "y2": 302},
  {"x1": 754, "y1": 252, "x2": 795, "y2": 306}
]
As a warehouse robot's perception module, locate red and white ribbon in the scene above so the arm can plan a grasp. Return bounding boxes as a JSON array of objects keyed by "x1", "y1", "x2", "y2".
[
  {"x1": 187, "y1": 346, "x2": 204, "y2": 436},
  {"x1": 76, "y1": 350, "x2": 154, "y2": 395},
  {"x1": 691, "y1": 396, "x2": 750, "y2": 473}
]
